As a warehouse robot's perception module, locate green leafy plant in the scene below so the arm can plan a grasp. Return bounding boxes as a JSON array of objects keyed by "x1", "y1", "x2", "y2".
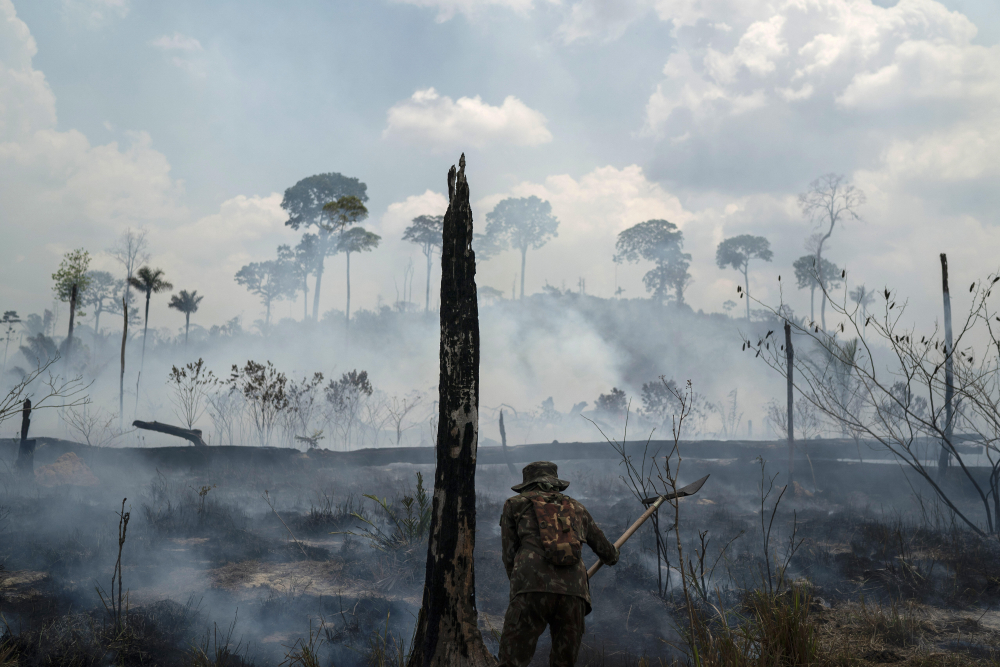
[
  {"x1": 168, "y1": 358, "x2": 218, "y2": 429},
  {"x1": 340, "y1": 472, "x2": 431, "y2": 551}
]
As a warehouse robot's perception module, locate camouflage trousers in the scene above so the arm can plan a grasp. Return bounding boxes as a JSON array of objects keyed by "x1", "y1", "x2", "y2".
[{"x1": 498, "y1": 592, "x2": 586, "y2": 667}]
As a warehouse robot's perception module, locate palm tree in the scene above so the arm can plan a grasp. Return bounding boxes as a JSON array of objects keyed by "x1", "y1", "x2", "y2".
[
  {"x1": 168, "y1": 290, "x2": 203, "y2": 346},
  {"x1": 128, "y1": 266, "x2": 173, "y2": 371},
  {"x1": 850, "y1": 284, "x2": 875, "y2": 322}
]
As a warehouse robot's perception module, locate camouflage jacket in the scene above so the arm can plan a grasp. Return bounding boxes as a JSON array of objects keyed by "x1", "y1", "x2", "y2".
[{"x1": 500, "y1": 490, "x2": 619, "y2": 614}]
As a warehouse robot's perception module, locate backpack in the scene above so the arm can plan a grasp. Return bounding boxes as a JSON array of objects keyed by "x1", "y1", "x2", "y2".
[{"x1": 527, "y1": 492, "x2": 582, "y2": 567}]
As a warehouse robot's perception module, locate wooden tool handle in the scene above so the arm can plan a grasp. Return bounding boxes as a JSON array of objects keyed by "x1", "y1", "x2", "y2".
[{"x1": 587, "y1": 497, "x2": 664, "y2": 579}]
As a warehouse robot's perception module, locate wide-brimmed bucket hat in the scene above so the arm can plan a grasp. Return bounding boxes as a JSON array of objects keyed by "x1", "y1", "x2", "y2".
[{"x1": 511, "y1": 461, "x2": 570, "y2": 492}]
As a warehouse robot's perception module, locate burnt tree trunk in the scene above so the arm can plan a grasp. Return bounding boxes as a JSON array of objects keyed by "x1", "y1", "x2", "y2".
[
  {"x1": 16, "y1": 398, "x2": 36, "y2": 475},
  {"x1": 65, "y1": 283, "x2": 77, "y2": 366},
  {"x1": 499, "y1": 410, "x2": 517, "y2": 477},
  {"x1": 132, "y1": 420, "x2": 208, "y2": 447},
  {"x1": 120, "y1": 298, "x2": 127, "y2": 428},
  {"x1": 785, "y1": 321, "x2": 795, "y2": 486},
  {"x1": 407, "y1": 155, "x2": 496, "y2": 667},
  {"x1": 940, "y1": 253, "x2": 954, "y2": 478}
]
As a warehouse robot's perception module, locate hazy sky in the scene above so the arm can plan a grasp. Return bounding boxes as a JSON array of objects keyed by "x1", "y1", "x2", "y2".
[{"x1": 2, "y1": 0, "x2": 998, "y2": 335}]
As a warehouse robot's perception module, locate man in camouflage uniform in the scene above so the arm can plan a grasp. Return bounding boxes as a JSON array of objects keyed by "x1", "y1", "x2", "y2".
[{"x1": 498, "y1": 461, "x2": 619, "y2": 667}]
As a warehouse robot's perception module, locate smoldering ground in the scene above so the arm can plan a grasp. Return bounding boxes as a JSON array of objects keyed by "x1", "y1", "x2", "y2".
[
  {"x1": 3, "y1": 437, "x2": 1000, "y2": 666},
  {"x1": 5, "y1": 271, "x2": 1000, "y2": 666}
]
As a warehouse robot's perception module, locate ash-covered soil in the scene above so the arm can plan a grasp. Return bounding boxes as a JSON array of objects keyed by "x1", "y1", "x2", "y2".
[{"x1": 2, "y1": 443, "x2": 1000, "y2": 666}]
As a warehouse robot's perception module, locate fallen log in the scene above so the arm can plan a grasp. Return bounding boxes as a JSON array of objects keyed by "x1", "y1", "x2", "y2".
[{"x1": 132, "y1": 420, "x2": 208, "y2": 447}]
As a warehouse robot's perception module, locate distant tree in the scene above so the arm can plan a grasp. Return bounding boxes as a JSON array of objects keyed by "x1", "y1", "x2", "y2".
[
  {"x1": 798, "y1": 174, "x2": 865, "y2": 330},
  {"x1": 477, "y1": 285, "x2": 505, "y2": 306},
  {"x1": 641, "y1": 377, "x2": 708, "y2": 434},
  {"x1": 281, "y1": 174, "x2": 368, "y2": 320},
  {"x1": 793, "y1": 255, "x2": 842, "y2": 323},
  {"x1": 325, "y1": 369, "x2": 374, "y2": 450},
  {"x1": 167, "y1": 358, "x2": 217, "y2": 429},
  {"x1": 595, "y1": 387, "x2": 627, "y2": 420},
  {"x1": 614, "y1": 219, "x2": 692, "y2": 304},
  {"x1": 82, "y1": 270, "x2": 119, "y2": 348},
  {"x1": 337, "y1": 227, "x2": 381, "y2": 328},
  {"x1": 278, "y1": 234, "x2": 322, "y2": 320},
  {"x1": 641, "y1": 378, "x2": 680, "y2": 422},
  {"x1": 108, "y1": 227, "x2": 150, "y2": 308},
  {"x1": 128, "y1": 266, "x2": 173, "y2": 370},
  {"x1": 228, "y1": 360, "x2": 290, "y2": 447},
  {"x1": 235, "y1": 261, "x2": 294, "y2": 330},
  {"x1": 403, "y1": 214, "x2": 444, "y2": 313},
  {"x1": 1, "y1": 311, "x2": 21, "y2": 377},
  {"x1": 18, "y1": 333, "x2": 58, "y2": 368},
  {"x1": 722, "y1": 300, "x2": 737, "y2": 315},
  {"x1": 716, "y1": 235, "x2": 773, "y2": 321},
  {"x1": 321, "y1": 195, "x2": 369, "y2": 233},
  {"x1": 168, "y1": 290, "x2": 204, "y2": 346},
  {"x1": 52, "y1": 249, "x2": 92, "y2": 363},
  {"x1": 52, "y1": 248, "x2": 92, "y2": 316},
  {"x1": 480, "y1": 196, "x2": 559, "y2": 299},
  {"x1": 22, "y1": 313, "x2": 44, "y2": 337},
  {"x1": 850, "y1": 284, "x2": 875, "y2": 322}
]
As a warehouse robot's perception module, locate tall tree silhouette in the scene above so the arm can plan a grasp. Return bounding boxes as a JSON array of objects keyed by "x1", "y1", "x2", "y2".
[
  {"x1": 479, "y1": 196, "x2": 558, "y2": 299},
  {"x1": 403, "y1": 214, "x2": 444, "y2": 313},
  {"x1": 793, "y1": 255, "x2": 841, "y2": 323},
  {"x1": 406, "y1": 154, "x2": 495, "y2": 667},
  {"x1": 83, "y1": 270, "x2": 119, "y2": 349},
  {"x1": 614, "y1": 219, "x2": 692, "y2": 304},
  {"x1": 168, "y1": 290, "x2": 204, "y2": 346},
  {"x1": 799, "y1": 174, "x2": 864, "y2": 330},
  {"x1": 235, "y1": 261, "x2": 294, "y2": 331},
  {"x1": 281, "y1": 174, "x2": 368, "y2": 320},
  {"x1": 108, "y1": 227, "x2": 150, "y2": 309},
  {"x1": 716, "y1": 235, "x2": 773, "y2": 321},
  {"x1": 52, "y1": 248, "x2": 92, "y2": 317},
  {"x1": 337, "y1": 227, "x2": 381, "y2": 329},
  {"x1": 1, "y1": 311, "x2": 20, "y2": 378},
  {"x1": 278, "y1": 234, "x2": 322, "y2": 320},
  {"x1": 850, "y1": 284, "x2": 875, "y2": 322},
  {"x1": 128, "y1": 266, "x2": 173, "y2": 372}
]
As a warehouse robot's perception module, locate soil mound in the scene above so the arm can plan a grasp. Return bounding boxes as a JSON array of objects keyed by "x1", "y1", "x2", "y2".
[{"x1": 35, "y1": 452, "x2": 100, "y2": 487}]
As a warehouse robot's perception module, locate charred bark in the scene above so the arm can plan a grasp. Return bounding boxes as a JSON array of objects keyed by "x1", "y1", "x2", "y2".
[
  {"x1": 119, "y1": 298, "x2": 127, "y2": 428},
  {"x1": 499, "y1": 410, "x2": 517, "y2": 477},
  {"x1": 408, "y1": 155, "x2": 495, "y2": 667},
  {"x1": 65, "y1": 283, "x2": 77, "y2": 366},
  {"x1": 16, "y1": 398, "x2": 35, "y2": 475},
  {"x1": 940, "y1": 253, "x2": 954, "y2": 478},
  {"x1": 132, "y1": 420, "x2": 208, "y2": 447},
  {"x1": 785, "y1": 321, "x2": 794, "y2": 485}
]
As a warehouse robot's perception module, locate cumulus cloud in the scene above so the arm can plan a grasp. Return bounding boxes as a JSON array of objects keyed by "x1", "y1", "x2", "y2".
[
  {"x1": 643, "y1": 0, "x2": 989, "y2": 129},
  {"x1": 378, "y1": 190, "x2": 448, "y2": 238},
  {"x1": 383, "y1": 88, "x2": 552, "y2": 150},
  {"x1": 152, "y1": 194, "x2": 297, "y2": 322},
  {"x1": 638, "y1": 0, "x2": 999, "y2": 204},
  {"x1": 0, "y1": 1, "x2": 195, "y2": 317},
  {"x1": 556, "y1": 0, "x2": 654, "y2": 43},
  {"x1": 150, "y1": 33, "x2": 203, "y2": 52}
]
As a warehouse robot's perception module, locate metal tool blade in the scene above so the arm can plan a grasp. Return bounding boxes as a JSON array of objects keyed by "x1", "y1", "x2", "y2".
[{"x1": 640, "y1": 474, "x2": 710, "y2": 506}]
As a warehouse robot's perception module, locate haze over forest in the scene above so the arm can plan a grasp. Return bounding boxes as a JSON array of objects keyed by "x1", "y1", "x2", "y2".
[{"x1": 2, "y1": 0, "x2": 999, "y2": 443}]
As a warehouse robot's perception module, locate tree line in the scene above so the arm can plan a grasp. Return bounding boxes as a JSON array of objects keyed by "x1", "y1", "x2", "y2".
[
  {"x1": 12, "y1": 171, "x2": 866, "y2": 361},
  {"x1": 237, "y1": 171, "x2": 867, "y2": 332}
]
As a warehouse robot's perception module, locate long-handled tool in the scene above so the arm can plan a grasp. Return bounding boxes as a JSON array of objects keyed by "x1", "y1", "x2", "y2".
[{"x1": 587, "y1": 474, "x2": 710, "y2": 579}]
